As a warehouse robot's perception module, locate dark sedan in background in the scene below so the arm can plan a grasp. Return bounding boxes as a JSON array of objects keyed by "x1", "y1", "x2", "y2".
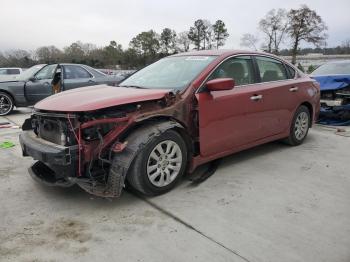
[{"x1": 0, "y1": 63, "x2": 125, "y2": 115}]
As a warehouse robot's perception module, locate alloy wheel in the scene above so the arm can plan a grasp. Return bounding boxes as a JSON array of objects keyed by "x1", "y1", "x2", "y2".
[
  {"x1": 294, "y1": 111, "x2": 309, "y2": 140},
  {"x1": 147, "y1": 140, "x2": 183, "y2": 187},
  {"x1": 0, "y1": 94, "x2": 13, "y2": 115}
]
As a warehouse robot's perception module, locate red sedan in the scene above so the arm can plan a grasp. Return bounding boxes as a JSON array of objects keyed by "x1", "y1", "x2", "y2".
[{"x1": 20, "y1": 50, "x2": 320, "y2": 198}]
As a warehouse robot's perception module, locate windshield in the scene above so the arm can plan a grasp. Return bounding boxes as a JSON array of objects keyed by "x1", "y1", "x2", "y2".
[
  {"x1": 120, "y1": 55, "x2": 217, "y2": 90},
  {"x1": 18, "y1": 64, "x2": 46, "y2": 80},
  {"x1": 312, "y1": 62, "x2": 350, "y2": 75}
]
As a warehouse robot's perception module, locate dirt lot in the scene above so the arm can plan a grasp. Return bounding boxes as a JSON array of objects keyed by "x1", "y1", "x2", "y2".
[{"x1": 1, "y1": 108, "x2": 350, "y2": 262}]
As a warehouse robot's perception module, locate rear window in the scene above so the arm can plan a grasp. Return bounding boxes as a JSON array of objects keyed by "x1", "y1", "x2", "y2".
[
  {"x1": 256, "y1": 56, "x2": 288, "y2": 82},
  {"x1": 0, "y1": 68, "x2": 21, "y2": 75},
  {"x1": 7, "y1": 69, "x2": 21, "y2": 75},
  {"x1": 286, "y1": 65, "x2": 296, "y2": 79},
  {"x1": 64, "y1": 65, "x2": 92, "y2": 79}
]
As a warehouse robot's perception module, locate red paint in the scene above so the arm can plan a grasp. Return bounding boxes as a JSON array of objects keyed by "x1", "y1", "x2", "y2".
[
  {"x1": 80, "y1": 116, "x2": 129, "y2": 129},
  {"x1": 35, "y1": 85, "x2": 172, "y2": 112},
  {"x1": 206, "y1": 78, "x2": 235, "y2": 91},
  {"x1": 33, "y1": 50, "x2": 320, "y2": 174}
]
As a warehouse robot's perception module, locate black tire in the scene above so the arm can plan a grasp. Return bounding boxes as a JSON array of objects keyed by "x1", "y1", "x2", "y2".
[
  {"x1": 127, "y1": 129, "x2": 187, "y2": 196},
  {"x1": 0, "y1": 92, "x2": 14, "y2": 116},
  {"x1": 285, "y1": 105, "x2": 310, "y2": 146}
]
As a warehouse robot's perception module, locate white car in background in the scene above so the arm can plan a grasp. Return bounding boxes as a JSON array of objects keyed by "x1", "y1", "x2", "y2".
[
  {"x1": 0, "y1": 67, "x2": 23, "y2": 75},
  {"x1": 0, "y1": 67, "x2": 23, "y2": 82}
]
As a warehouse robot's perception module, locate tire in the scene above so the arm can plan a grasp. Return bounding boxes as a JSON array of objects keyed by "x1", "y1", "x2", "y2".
[
  {"x1": 0, "y1": 92, "x2": 14, "y2": 116},
  {"x1": 127, "y1": 129, "x2": 187, "y2": 196},
  {"x1": 285, "y1": 105, "x2": 310, "y2": 146}
]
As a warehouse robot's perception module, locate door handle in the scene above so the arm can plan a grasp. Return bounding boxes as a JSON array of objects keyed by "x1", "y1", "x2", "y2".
[
  {"x1": 250, "y1": 94, "x2": 263, "y2": 101},
  {"x1": 289, "y1": 87, "x2": 299, "y2": 92}
]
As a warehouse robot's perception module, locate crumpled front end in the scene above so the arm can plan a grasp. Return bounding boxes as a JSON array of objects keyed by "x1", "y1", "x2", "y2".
[
  {"x1": 19, "y1": 89, "x2": 185, "y2": 198},
  {"x1": 19, "y1": 107, "x2": 133, "y2": 198}
]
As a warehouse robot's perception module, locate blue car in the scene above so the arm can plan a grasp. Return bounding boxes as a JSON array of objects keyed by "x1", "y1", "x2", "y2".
[{"x1": 311, "y1": 60, "x2": 350, "y2": 124}]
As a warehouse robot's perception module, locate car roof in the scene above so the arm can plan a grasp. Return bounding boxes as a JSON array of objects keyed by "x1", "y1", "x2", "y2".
[
  {"x1": 171, "y1": 49, "x2": 277, "y2": 58},
  {"x1": 170, "y1": 49, "x2": 298, "y2": 71},
  {"x1": 170, "y1": 49, "x2": 295, "y2": 65}
]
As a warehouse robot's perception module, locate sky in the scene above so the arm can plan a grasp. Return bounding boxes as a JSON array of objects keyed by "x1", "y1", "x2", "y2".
[{"x1": 0, "y1": 0, "x2": 349, "y2": 52}]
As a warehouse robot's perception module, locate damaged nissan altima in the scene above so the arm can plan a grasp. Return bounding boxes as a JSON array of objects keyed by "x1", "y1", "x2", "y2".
[{"x1": 19, "y1": 50, "x2": 320, "y2": 198}]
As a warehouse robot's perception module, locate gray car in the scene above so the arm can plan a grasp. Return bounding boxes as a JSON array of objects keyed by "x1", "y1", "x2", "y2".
[{"x1": 0, "y1": 63, "x2": 125, "y2": 115}]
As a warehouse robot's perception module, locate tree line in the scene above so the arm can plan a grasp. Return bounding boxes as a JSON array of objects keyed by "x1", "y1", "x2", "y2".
[
  {"x1": 0, "y1": 19, "x2": 229, "y2": 69},
  {"x1": 240, "y1": 5, "x2": 330, "y2": 64},
  {"x1": 1, "y1": 5, "x2": 348, "y2": 69}
]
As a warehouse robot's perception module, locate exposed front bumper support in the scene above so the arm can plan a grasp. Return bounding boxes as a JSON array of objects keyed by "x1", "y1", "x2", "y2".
[{"x1": 19, "y1": 131, "x2": 78, "y2": 187}]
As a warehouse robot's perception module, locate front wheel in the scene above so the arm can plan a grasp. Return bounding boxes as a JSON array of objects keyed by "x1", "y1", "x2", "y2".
[
  {"x1": 127, "y1": 129, "x2": 187, "y2": 196},
  {"x1": 285, "y1": 105, "x2": 310, "y2": 146},
  {"x1": 0, "y1": 92, "x2": 14, "y2": 116}
]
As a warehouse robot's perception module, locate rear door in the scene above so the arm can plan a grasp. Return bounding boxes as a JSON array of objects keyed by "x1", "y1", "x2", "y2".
[
  {"x1": 62, "y1": 65, "x2": 97, "y2": 91},
  {"x1": 196, "y1": 56, "x2": 271, "y2": 157},
  {"x1": 253, "y1": 56, "x2": 301, "y2": 135},
  {"x1": 24, "y1": 64, "x2": 57, "y2": 104}
]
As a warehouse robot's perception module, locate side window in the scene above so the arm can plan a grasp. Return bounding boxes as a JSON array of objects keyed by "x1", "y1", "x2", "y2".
[
  {"x1": 208, "y1": 56, "x2": 255, "y2": 86},
  {"x1": 0, "y1": 69, "x2": 7, "y2": 75},
  {"x1": 256, "y1": 56, "x2": 288, "y2": 82},
  {"x1": 7, "y1": 69, "x2": 20, "y2": 75},
  {"x1": 286, "y1": 65, "x2": 296, "y2": 79},
  {"x1": 64, "y1": 65, "x2": 92, "y2": 79},
  {"x1": 35, "y1": 64, "x2": 57, "y2": 80}
]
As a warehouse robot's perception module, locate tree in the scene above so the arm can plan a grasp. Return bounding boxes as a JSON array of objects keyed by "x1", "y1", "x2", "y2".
[
  {"x1": 202, "y1": 19, "x2": 213, "y2": 50},
  {"x1": 63, "y1": 42, "x2": 85, "y2": 63},
  {"x1": 0, "y1": 52, "x2": 8, "y2": 67},
  {"x1": 129, "y1": 30, "x2": 160, "y2": 65},
  {"x1": 103, "y1": 41, "x2": 123, "y2": 67},
  {"x1": 287, "y1": 5, "x2": 328, "y2": 64},
  {"x1": 212, "y1": 20, "x2": 229, "y2": 49},
  {"x1": 259, "y1": 8, "x2": 288, "y2": 54},
  {"x1": 160, "y1": 28, "x2": 177, "y2": 54},
  {"x1": 240, "y1": 34, "x2": 259, "y2": 50},
  {"x1": 130, "y1": 30, "x2": 160, "y2": 56},
  {"x1": 36, "y1": 46, "x2": 62, "y2": 63},
  {"x1": 2, "y1": 49, "x2": 35, "y2": 67},
  {"x1": 341, "y1": 39, "x2": 350, "y2": 53},
  {"x1": 176, "y1": 31, "x2": 191, "y2": 52},
  {"x1": 188, "y1": 19, "x2": 206, "y2": 50}
]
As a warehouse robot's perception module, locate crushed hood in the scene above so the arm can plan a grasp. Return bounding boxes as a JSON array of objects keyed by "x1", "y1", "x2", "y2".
[
  {"x1": 35, "y1": 85, "x2": 172, "y2": 112},
  {"x1": 311, "y1": 75, "x2": 350, "y2": 91}
]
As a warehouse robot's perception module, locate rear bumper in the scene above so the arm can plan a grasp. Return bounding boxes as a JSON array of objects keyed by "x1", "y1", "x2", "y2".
[{"x1": 19, "y1": 131, "x2": 78, "y2": 186}]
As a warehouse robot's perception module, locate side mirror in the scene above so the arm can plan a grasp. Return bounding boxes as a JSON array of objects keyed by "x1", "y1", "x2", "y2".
[
  {"x1": 206, "y1": 78, "x2": 235, "y2": 91},
  {"x1": 29, "y1": 76, "x2": 36, "y2": 82}
]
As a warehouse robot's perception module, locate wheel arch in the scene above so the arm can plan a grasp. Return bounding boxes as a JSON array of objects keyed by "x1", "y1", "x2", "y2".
[
  {"x1": 300, "y1": 101, "x2": 313, "y2": 127},
  {"x1": 121, "y1": 116, "x2": 193, "y2": 153},
  {"x1": 0, "y1": 89, "x2": 16, "y2": 106},
  {"x1": 118, "y1": 116, "x2": 194, "y2": 168}
]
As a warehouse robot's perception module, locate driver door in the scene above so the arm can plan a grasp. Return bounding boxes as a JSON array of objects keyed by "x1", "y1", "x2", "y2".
[
  {"x1": 24, "y1": 64, "x2": 57, "y2": 104},
  {"x1": 195, "y1": 56, "x2": 267, "y2": 157}
]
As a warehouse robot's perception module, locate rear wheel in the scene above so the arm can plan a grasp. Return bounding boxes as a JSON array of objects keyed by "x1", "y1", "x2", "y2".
[
  {"x1": 285, "y1": 105, "x2": 310, "y2": 146},
  {"x1": 127, "y1": 129, "x2": 187, "y2": 196},
  {"x1": 0, "y1": 92, "x2": 14, "y2": 116}
]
